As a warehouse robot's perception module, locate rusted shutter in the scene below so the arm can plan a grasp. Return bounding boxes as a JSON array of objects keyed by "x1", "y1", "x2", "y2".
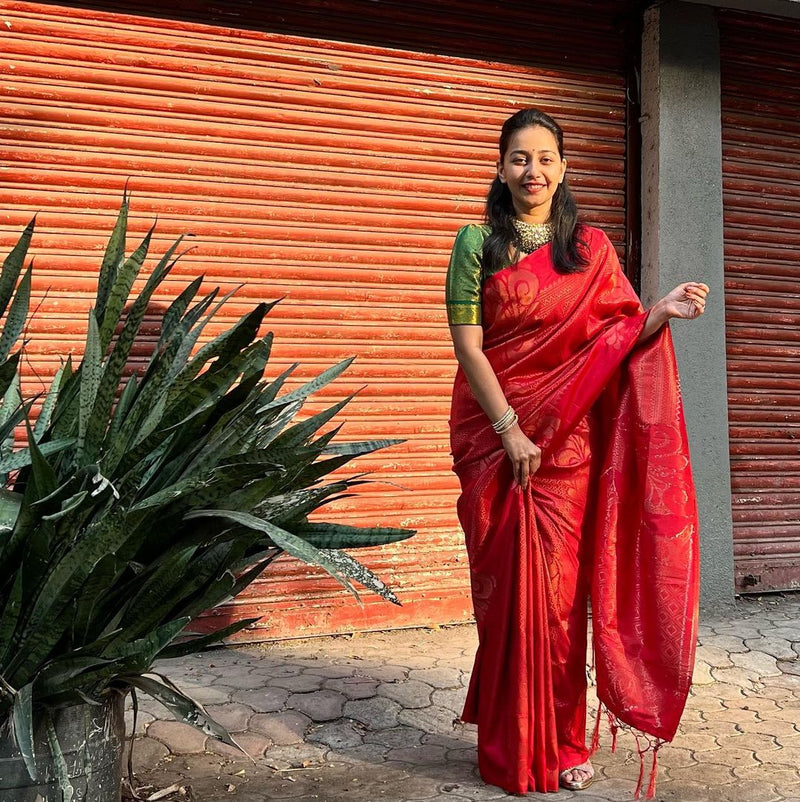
[
  {"x1": 719, "y1": 9, "x2": 800, "y2": 593},
  {"x1": 0, "y1": 0, "x2": 635, "y2": 638}
]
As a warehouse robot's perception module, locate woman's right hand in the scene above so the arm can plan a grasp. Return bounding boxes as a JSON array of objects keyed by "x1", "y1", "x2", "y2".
[{"x1": 500, "y1": 425, "x2": 542, "y2": 489}]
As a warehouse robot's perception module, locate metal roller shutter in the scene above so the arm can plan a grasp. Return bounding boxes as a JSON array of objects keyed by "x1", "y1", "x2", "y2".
[
  {"x1": 0, "y1": 0, "x2": 636, "y2": 638},
  {"x1": 719, "y1": 9, "x2": 800, "y2": 593}
]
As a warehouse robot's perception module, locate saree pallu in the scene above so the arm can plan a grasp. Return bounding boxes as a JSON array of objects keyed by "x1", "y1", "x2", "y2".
[{"x1": 449, "y1": 227, "x2": 699, "y2": 797}]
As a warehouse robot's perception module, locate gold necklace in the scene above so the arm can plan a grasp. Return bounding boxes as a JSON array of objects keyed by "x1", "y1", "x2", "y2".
[{"x1": 511, "y1": 218, "x2": 554, "y2": 253}]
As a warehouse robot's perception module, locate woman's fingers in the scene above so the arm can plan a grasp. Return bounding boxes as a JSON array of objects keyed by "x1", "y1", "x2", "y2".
[
  {"x1": 519, "y1": 459, "x2": 529, "y2": 489},
  {"x1": 680, "y1": 282, "x2": 709, "y2": 319}
]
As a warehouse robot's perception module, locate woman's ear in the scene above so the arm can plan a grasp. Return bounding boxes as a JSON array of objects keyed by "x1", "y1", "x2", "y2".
[
  {"x1": 559, "y1": 157, "x2": 567, "y2": 184},
  {"x1": 497, "y1": 159, "x2": 506, "y2": 184}
]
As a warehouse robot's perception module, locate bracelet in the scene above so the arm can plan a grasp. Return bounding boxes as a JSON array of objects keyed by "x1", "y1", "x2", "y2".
[
  {"x1": 495, "y1": 411, "x2": 518, "y2": 435},
  {"x1": 492, "y1": 406, "x2": 518, "y2": 435},
  {"x1": 491, "y1": 406, "x2": 514, "y2": 432}
]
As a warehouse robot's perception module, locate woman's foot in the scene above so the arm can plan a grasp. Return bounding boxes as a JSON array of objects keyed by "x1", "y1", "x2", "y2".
[{"x1": 559, "y1": 760, "x2": 594, "y2": 790}]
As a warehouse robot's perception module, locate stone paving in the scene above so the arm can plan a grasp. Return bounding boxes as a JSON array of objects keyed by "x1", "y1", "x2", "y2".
[{"x1": 128, "y1": 594, "x2": 800, "y2": 801}]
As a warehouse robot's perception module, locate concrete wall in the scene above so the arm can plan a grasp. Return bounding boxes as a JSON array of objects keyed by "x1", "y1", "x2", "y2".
[
  {"x1": 640, "y1": 1, "x2": 736, "y2": 612},
  {"x1": 685, "y1": 0, "x2": 800, "y2": 17}
]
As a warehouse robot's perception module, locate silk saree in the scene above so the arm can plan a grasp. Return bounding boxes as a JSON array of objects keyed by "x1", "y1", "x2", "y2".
[{"x1": 447, "y1": 225, "x2": 699, "y2": 797}]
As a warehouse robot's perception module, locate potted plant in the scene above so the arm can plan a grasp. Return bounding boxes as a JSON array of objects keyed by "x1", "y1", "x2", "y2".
[{"x1": 0, "y1": 196, "x2": 414, "y2": 800}]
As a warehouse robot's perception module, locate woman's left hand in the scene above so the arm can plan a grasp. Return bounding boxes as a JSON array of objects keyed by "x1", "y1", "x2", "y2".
[{"x1": 660, "y1": 282, "x2": 710, "y2": 320}]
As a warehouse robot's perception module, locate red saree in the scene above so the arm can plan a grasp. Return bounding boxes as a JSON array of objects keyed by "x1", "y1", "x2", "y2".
[{"x1": 449, "y1": 227, "x2": 699, "y2": 797}]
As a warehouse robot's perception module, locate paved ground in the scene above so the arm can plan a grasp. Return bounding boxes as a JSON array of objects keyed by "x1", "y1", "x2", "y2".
[{"x1": 128, "y1": 593, "x2": 800, "y2": 801}]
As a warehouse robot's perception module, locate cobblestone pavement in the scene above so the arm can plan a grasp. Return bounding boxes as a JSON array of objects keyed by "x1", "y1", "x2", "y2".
[{"x1": 129, "y1": 594, "x2": 800, "y2": 801}]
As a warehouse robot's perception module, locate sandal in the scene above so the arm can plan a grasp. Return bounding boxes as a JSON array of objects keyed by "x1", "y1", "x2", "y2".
[{"x1": 558, "y1": 761, "x2": 594, "y2": 791}]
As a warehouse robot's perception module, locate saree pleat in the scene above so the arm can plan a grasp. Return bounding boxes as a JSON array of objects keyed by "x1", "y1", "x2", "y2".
[{"x1": 449, "y1": 228, "x2": 699, "y2": 796}]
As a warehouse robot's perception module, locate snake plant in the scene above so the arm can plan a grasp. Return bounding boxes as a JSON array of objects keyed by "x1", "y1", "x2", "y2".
[{"x1": 0, "y1": 195, "x2": 413, "y2": 796}]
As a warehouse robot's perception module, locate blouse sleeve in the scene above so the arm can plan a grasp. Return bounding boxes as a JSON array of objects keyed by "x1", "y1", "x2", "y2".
[{"x1": 445, "y1": 225, "x2": 488, "y2": 325}]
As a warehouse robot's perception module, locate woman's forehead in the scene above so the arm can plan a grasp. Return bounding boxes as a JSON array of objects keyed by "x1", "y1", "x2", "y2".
[{"x1": 505, "y1": 126, "x2": 560, "y2": 152}]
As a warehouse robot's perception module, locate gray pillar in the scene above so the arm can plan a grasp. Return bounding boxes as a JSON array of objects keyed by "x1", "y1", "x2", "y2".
[{"x1": 640, "y1": 1, "x2": 735, "y2": 612}]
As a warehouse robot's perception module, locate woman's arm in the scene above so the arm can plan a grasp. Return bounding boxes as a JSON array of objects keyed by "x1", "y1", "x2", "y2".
[
  {"x1": 450, "y1": 324, "x2": 541, "y2": 489},
  {"x1": 638, "y1": 282, "x2": 709, "y2": 342}
]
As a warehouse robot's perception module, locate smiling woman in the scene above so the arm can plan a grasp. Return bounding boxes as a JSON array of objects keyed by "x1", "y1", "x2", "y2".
[
  {"x1": 498, "y1": 127, "x2": 567, "y2": 222},
  {"x1": 445, "y1": 108, "x2": 707, "y2": 798}
]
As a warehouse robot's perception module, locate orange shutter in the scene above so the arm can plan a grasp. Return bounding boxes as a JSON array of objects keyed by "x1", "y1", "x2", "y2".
[
  {"x1": 719, "y1": 9, "x2": 800, "y2": 593},
  {"x1": 0, "y1": 0, "x2": 634, "y2": 638}
]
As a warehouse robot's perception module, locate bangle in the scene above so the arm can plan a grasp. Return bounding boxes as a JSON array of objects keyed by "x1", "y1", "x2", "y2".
[
  {"x1": 492, "y1": 406, "x2": 518, "y2": 435},
  {"x1": 491, "y1": 406, "x2": 514, "y2": 432},
  {"x1": 495, "y1": 411, "x2": 518, "y2": 435}
]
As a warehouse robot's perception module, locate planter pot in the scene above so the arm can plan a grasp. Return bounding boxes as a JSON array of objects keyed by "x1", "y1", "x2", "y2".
[{"x1": 0, "y1": 692, "x2": 125, "y2": 802}]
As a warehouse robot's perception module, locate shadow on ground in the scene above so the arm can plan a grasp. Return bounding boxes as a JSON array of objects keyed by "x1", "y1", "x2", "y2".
[{"x1": 130, "y1": 595, "x2": 800, "y2": 801}]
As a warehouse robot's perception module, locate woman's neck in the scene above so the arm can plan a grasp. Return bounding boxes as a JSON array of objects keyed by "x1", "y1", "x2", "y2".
[{"x1": 514, "y1": 203, "x2": 552, "y2": 225}]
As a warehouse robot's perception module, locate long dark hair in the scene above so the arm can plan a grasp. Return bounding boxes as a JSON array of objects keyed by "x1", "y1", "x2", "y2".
[{"x1": 483, "y1": 108, "x2": 588, "y2": 278}]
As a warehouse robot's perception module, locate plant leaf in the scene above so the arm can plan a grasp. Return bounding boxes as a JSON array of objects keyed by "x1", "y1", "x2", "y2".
[
  {"x1": 96, "y1": 195, "x2": 128, "y2": 321},
  {"x1": 0, "y1": 351, "x2": 22, "y2": 405},
  {"x1": 0, "y1": 567, "x2": 24, "y2": 665},
  {"x1": 157, "y1": 618, "x2": 259, "y2": 659},
  {"x1": 294, "y1": 521, "x2": 415, "y2": 549},
  {"x1": 97, "y1": 222, "x2": 154, "y2": 353},
  {"x1": 77, "y1": 309, "x2": 102, "y2": 464},
  {"x1": 319, "y1": 549, "x2": 401, "y2": 606},
  {"x1": 33, "y1": 362, "x2": 67, "y2": 442},
  {"x1": 0, "y1": 437, "x2": 75, "y2": 474},
  {"x1": 183, "y1": 509, "x2": 359, "y2": 599},
  {"x1": 0, "y1": 215, "x2": 34, "y2": 320},
  {"x1": 258, "y1": 357, "x2": 355, "y2": 412},
  {"x1": 122, "y1": 673, "x2": 244, "y2": 751},
  {"x1": 45, "y1": 710, "x2": 75, "y2": 801},
  {"x1": 11, "y1": 682, "x2": 36, "y2": 781},
  {"x1": 322, "y1": 437, "x2": 404, "y2": 457},
  {"x1": 0, "y1": 265, "x2": 31, "y2": 363}
]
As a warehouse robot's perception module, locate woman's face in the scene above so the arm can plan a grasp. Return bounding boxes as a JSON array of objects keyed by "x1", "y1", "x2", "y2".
[{"x1": 497, "y1": 125, "x2": 567, "y2": 222}]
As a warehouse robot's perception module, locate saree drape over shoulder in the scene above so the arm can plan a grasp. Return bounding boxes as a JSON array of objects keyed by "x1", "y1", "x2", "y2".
[{"x1": 448, "y1": 226, "x2": 699, "y2": 797}]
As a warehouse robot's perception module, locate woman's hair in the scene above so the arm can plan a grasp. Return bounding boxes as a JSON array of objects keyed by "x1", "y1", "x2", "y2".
[{"x1": 482, "y1": 108, "x2": 588, "y2": 278}]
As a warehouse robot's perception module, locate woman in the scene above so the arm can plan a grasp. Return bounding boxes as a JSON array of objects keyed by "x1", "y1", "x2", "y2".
[{"x1": 446, "y1": 108, "x2": 706, "y2": 798}]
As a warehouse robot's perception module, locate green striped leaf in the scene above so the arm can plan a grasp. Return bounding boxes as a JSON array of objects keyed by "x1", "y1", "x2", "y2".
[
  {"x1": 268, "y1": 395, "x2": 355, "y2": 453},
  {"x1": 77, "y1": 310, "x2": 102, "y2": 464},
  {"x1": 258, "y1": 357, "x2": 354, "y2": 412},
  {"x1": 96, "y1": 195, "x2": 128, "y2": 320},
  {"x1": 0, "y1": 438, "x2": 75, "y2": 474},
  {"x1": 6, "y1": 509, "x2": 132, "y2": 683},
  {"x1": 33, "y1": 362, "x2": 67, "y2": 442},
  {"x1": 45, "y1": 711, "x2": 74, "y2": 801},
  {"x1": 122, "y1": 673, "x2": 242, "y2": 751},
  {"x1": 85, "y1": 236, "x2": 183, "y2": 459},
  {"x1": 0, "y1": 351, "x2": 21, "y2": 406},
  {"x1": 293, "y1": 521, "x2": 415, "y2": 550},
  {"x1": 117, "y1": 548, "x2": 197, "y2": 639},
  {"x1": 183, "y1": 509, "x2": 359, "y2": 599},
  {"x1": 159, "y1": 276, "x2": 203, "y2": 347},
  {"x1": 319, "y1": 548, "x2": 401, "y2": 606},
  {"x1": 0, "y1": 488, "x2": 21, "y2": 531},
  {"x1": 0, "y1": 265, "x2": 31, "y2": 363},
  {"x1": 0, "y1": 215, "x2": 34, "y2": 320},
  {"x1": 0, "y1": 570, "x2": 24, "y2": 667},
  {"x1": 158, "y1": 618, "x2": 259, "y2": 659},
  {"x1": 322, "y1": 438, "x2": 404, "y2": 457},
  {"x1": 12, "y1": 683, "x2": 36, "y2": 781},
  {"x1": 97, "y1": 222, "x2": 154, "y2": 353}
]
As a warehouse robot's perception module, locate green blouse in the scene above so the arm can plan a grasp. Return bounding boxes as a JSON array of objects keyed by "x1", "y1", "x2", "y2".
[
  {"x1": 445, "y1": 224, "x2": 491, "y2": 326},
  {"x1": 446, "y1": 224, "x2": 551, "y2": 324}
]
